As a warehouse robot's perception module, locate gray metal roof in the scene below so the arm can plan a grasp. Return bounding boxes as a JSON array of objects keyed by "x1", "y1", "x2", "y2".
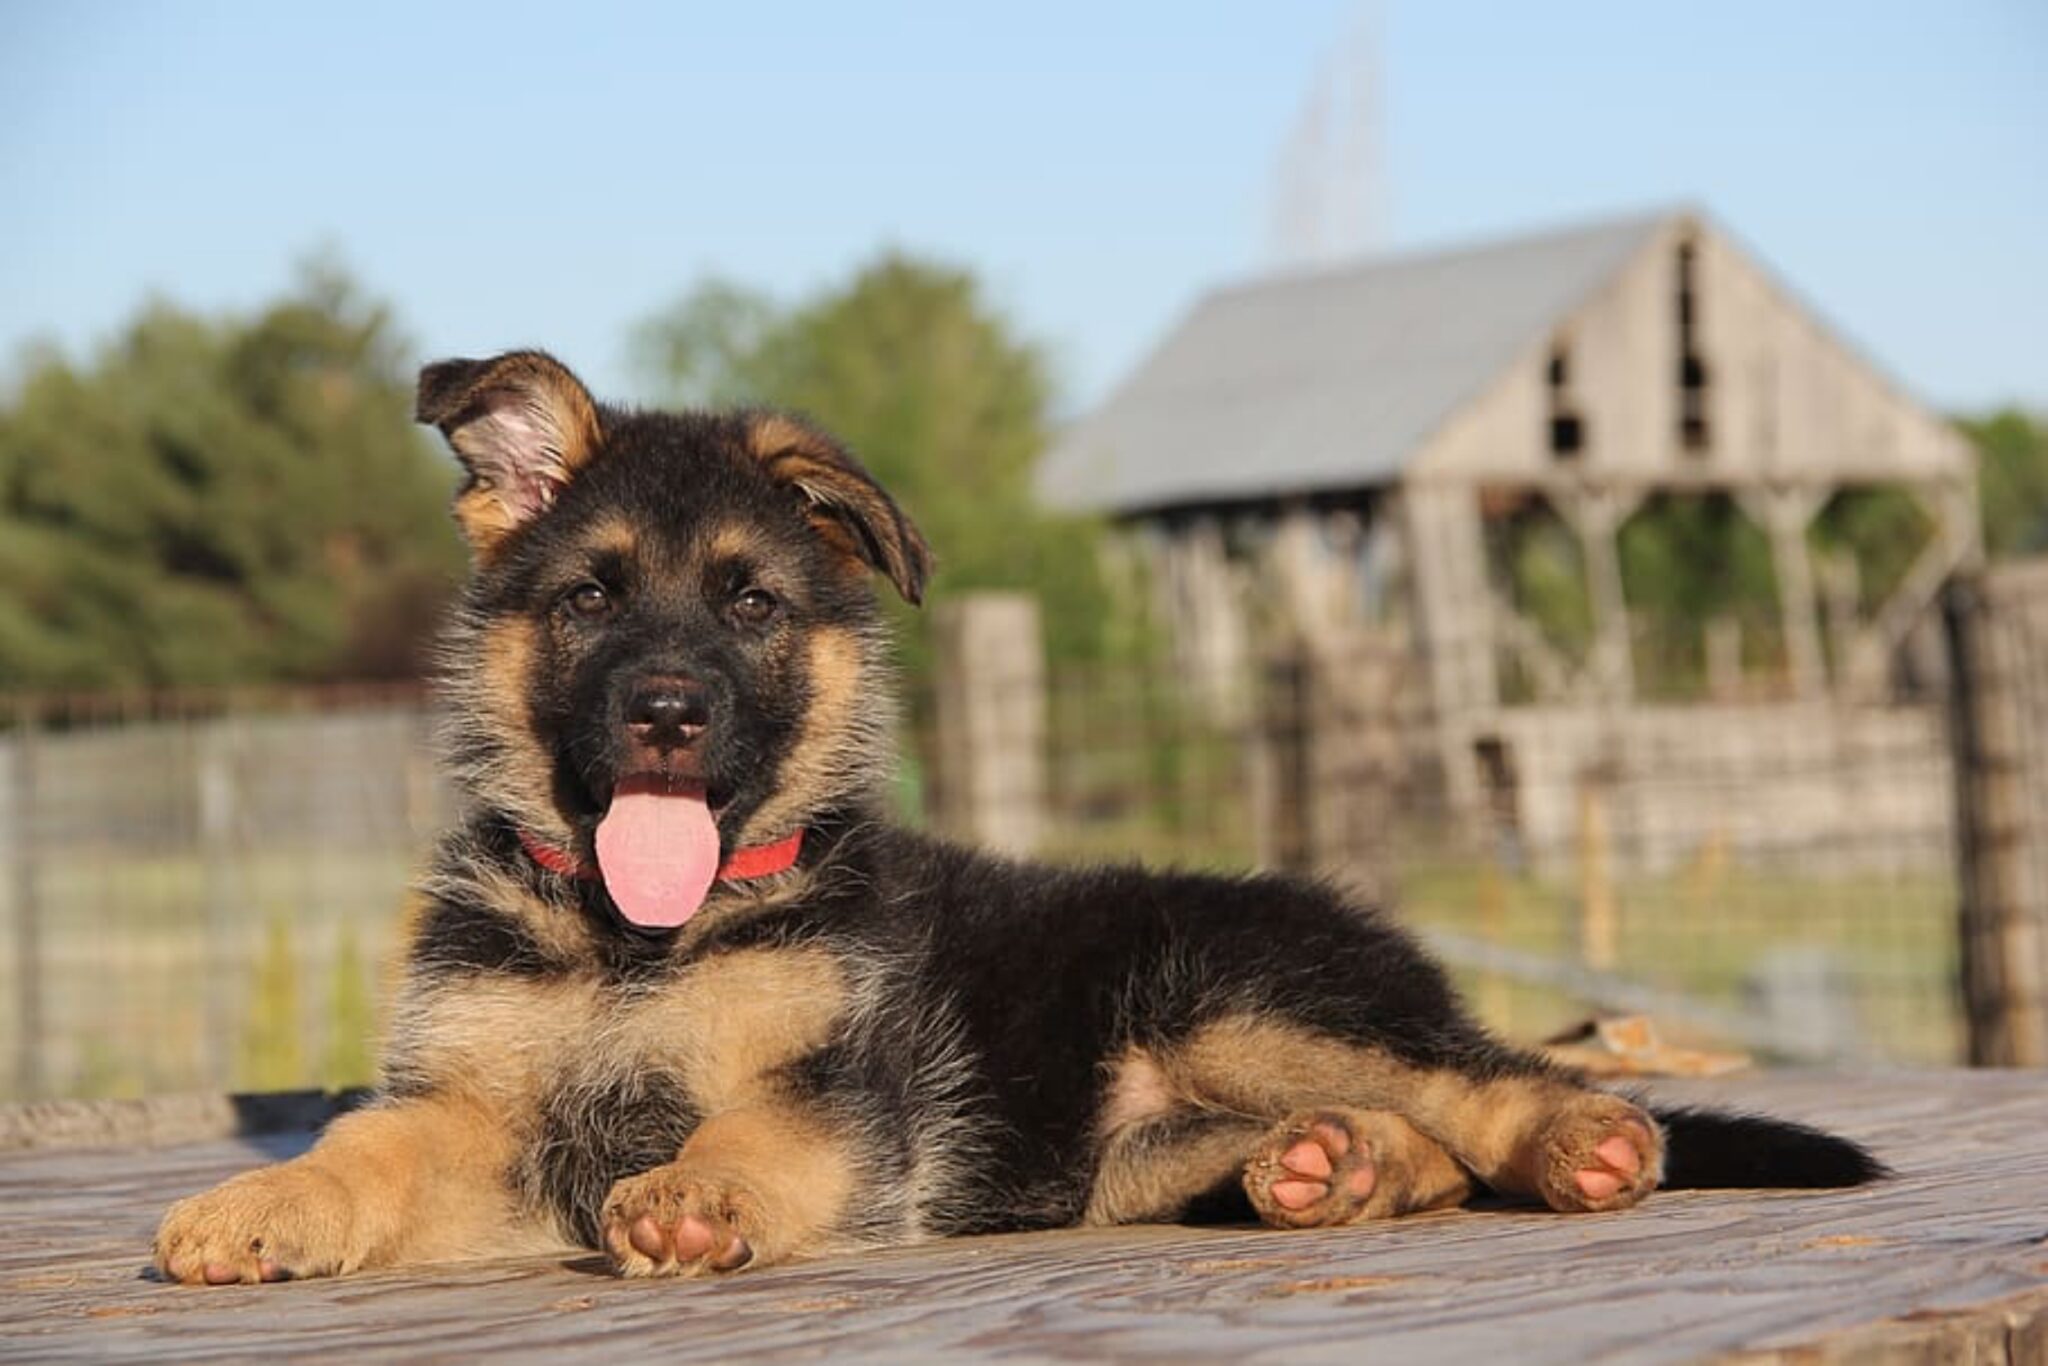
[{"x1": 1039, "y1": 211, "x2": 1671, "y2": 514}]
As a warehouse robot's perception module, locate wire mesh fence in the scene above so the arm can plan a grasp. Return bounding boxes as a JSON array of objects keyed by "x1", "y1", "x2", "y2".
[
  {"x1": 0, "y1": 592, "x2": 2004, "y2": 1103},
  {"x1": 1, "y1": 687, "x2": 451, "y2": 1102},
  {"x1": 912, "y1": 604, "x2": 1969, "y2": 1071}
]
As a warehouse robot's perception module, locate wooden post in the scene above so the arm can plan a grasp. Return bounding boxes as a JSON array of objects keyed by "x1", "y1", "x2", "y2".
[
  {"x1": 1562, "y1": 487, "x2": 1638, "y2": 704},
  {"x1": 1257, "y1": 645, "x2": 1314, "y2": 875},
  {"x1": 9, "y1": 704, "x2": 45, "y2": 1099},
  {"x1": 1945, "y1": 572, "x2": 2048, "y2": 1065},
  {"x1": 1576, "y1": 775, "x2": 1618, "y2": 972},
  {"x1": 1302, "y1": 630, "x2": 1404, "y2": 903},
  {"x1": 196, "y1": 725, "x2": 252, "y2": 1091},
  {"x1": 930, "y1": 593, "x2": 1047, "y2": 857},
  {"x1": 1756, "y1": 488, "x2": 1828, "y2": 702}
]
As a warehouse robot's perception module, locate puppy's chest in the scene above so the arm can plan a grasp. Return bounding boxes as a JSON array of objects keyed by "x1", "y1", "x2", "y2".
[
  {"x1": 507, "y1": 944, "x2": 853, "y2": 1240},
  {"x1": 565, "y1": 943, "x2": 852, "y2": 1111}
]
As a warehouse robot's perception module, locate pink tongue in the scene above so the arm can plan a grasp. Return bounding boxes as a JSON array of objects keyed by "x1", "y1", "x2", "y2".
[{"x1": 594, "y1": 778, "x2": 722, "y2": 929}]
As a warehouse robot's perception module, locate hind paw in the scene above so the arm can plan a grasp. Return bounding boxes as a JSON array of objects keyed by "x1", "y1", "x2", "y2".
[
  {"x1": 1535, "y1": 1097, "x2": 1664, "y2": 1213},
  {"x1": 1244, "y1": 1110, "x2": 1384, "y2": 1229}
]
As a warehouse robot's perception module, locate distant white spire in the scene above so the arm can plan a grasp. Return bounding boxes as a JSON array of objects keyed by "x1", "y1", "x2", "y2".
[{"x1": 1267, "y1": 5, "x2": 1388, "y2": 270}]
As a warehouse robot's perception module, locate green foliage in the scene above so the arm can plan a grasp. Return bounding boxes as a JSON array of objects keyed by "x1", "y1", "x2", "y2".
[
  {"x1": 238, "y1": 916, "x2": 304, "y2": 1093},
  {"x1": 0, "y1": 264, "x2": 464, "y2": 690},
  {"x1": 1963, "y1": 409, "x2": 2048, "y2": 558},
  {"x1": 323, "y1": 922, "x2": 377, "y2": 1090},
  {"x1": 1808, "y1": 487, "x2": 1934, "y2": 612},
  {"x1": 633, "y1": 254, "x2": 1128, "y2": 674},
  {"x1": 1618, "y1": 494, "x2": 1781, "y2": 696},
  {"x1": 1484, "y1": 497, "x2": 1594, "y2": 661}
]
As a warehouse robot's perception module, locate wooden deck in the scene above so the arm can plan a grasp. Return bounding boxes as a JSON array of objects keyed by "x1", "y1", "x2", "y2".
[{"x1": 5, "y1": 1072, "x2": 2047, "y2": 1363}]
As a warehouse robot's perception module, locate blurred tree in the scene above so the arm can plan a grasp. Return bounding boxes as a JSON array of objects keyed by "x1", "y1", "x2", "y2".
[
  {"x1": 1964, "y1": 409, "x2": 2048, "y2": 558},
  {"x1": 1808, "y1": 487, "x2": 1934, "y2": 613},
  {"x1": 634, "y1": 254, "x2": 1126, "y2": 673},
  {"x1": 1618, "y1": 493, "x2": 1782, "y2": 697},
  {"x1": 0, "y1": 265, "x2": 464, "y2": 689}
]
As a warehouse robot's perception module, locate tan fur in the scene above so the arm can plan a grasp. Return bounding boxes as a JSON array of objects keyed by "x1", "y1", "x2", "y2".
[
  {"x1": 154, "y1": 1093, "x2": 551, "y2": 1283},
  {"x1": 741, "y1": 627, "x2": 867, "y2": 844},
  {"x1": 579, "y1": 514, "x2": 639, "y2": 564},
  {"x1": 1095, "y1": 1048, "x2": 1180, "y2": 1139},
  {"x1": 429, "y1": 353, "x2": 604, "y2": 555},
  {"x1": 1242, "y1": 1108, "x2": 1473, "y2": 1228},
  {"x1": 453, "y1": 484, "x2": 525, "y2": 549},
  {"x1": 703, "y1": 519, "x2": 771, "y2": 567},
  {"x1": 739, "y1": 412, "x2": 930, "y2": 602},
  {"x1": 1084, "y1": 1114, "x2": 1267, "y2": 1225},
  {"x1": 629, "y1": 946, "x2": 848, "y2": 1114},
  {"x1": 390, "y1": 976, "x2": 600, "y2": 1106},
  {"x1": 387, "y1": 946, "x2": 844, "y2": 1120},
  {"x1": 448, "y1": 859, "x2": 597, "y2": 969},
  {"x1": 601, "y1": 1100, "x2": 860, "y2": 1275},
  {"x1": 1405, "y1": 1073, "x2": 1664, "y2": 1210},
  {"x1": 743, "y1": 413, "x2": 831, "y2": 463},
  {"x1": 469, "y1": 617, "x2": 562, "y2": 841},
  {"x1": 1166, "y1": 1014, "x2": 1423, "y2": 1115},
  {"x1": 1148, "y1": 1013, "x2": 1661, "y2": 1212},
  {"x1": 1086, "y1": 1039, "x2": 1474, "y2": 1227}
]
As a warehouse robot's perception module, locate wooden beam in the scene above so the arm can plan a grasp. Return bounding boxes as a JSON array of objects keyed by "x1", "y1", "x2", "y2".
[
  {"x1": 1555, "y1": 487, "x2": 1642, "y2": 705},
  {"x1": 1737, "y1": 488, "x2": 1827, "y2": 703}
]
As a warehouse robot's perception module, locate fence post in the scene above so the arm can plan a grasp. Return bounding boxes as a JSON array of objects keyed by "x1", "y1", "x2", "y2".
[
  {"x1": 197, "y1": 727, "x2": 242, "y2": 1089},
  {"x1": 9, "y1": 704, "x2": 46, "y2": 1099},
  {"x1": 1945, "y1": 572, "x2": 2048, "y2": 1065},
  {"x1": 1257, "y1": 646, "x2": 1315, "y2": 875},
  {"x1": 1254, "y1": 633, "x2": 1406, "y2": 896},
  {"x1": 1576, "y1": 777, "x2": 1619, "y2": 971},
  {"x1": 930, "y1": 593, "x2": 1047, "y2": 856}
]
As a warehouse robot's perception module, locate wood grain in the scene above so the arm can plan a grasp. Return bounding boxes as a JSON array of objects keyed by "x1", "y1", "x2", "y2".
[{"x1": 4, "y1": 1072, "x2": 2046, "y2": 1363}]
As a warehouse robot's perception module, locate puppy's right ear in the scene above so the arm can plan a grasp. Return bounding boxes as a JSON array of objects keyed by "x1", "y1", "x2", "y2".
[{"x1": 416, "y1": 350, "x2": 603, "y2": 555}]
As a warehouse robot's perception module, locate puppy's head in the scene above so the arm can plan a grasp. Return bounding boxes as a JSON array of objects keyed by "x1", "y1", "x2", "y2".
[{"x1": 419, "y1": 350, "x2": 930, "y2": 932}]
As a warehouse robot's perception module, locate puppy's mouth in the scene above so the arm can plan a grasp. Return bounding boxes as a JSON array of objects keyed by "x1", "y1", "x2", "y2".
[{"x1": 593, "y1": 773, "x2": 731, "y2": 933}]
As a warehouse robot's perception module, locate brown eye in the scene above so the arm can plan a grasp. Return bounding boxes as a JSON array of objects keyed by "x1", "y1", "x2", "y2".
[
  {"x1": 732, "y1": 587, "x2": 779, "y2": 625},
  {"x1": 568, "y1": 582, "x2": 612, "y2": 618}
]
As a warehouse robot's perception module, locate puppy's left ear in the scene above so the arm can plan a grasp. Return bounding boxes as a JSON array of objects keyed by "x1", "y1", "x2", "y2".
[
  {"x1": 416, "y1": 350, "x2": 603, "y2": 554},
  {"x1": 745, "y1": 413, "x2": 934, "y2": 605}
]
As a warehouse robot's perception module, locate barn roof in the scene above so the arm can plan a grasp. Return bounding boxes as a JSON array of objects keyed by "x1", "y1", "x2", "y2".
[{"x1": 1039, "y1": 210, "x2": 1671, "y2": 515}]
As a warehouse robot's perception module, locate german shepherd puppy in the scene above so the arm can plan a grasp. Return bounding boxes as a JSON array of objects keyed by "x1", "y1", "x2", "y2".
[{"x1": 155, "y1": 352, "x2": 1881, "y2": 1284}]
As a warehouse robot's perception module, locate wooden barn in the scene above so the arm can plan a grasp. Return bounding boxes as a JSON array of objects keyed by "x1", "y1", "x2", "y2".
[{"x1": 1041, "y1": 208, "x2": 1978, "y2": 870}]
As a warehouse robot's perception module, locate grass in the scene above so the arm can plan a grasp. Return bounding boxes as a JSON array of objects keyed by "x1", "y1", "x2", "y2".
[
  {"x1": 1395, "y1": 855, "x2": 1959, "y2": 1064},
  {"x1": 4, "y1": 845, "x2": 415, "y2": 1100},
  {"x1": 0, "y1": 822, "x2": 1965, "y2": 1103}
]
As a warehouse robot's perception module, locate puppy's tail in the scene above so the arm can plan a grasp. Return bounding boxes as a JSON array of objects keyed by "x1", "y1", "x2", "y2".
[{"x1": 1652, "y1": 1106, "x2": 1889, "y2": 1189}]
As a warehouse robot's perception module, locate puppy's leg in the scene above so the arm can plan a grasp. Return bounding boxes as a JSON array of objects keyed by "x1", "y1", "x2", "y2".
[
  {"x1": 1242, "y1": 1108, "x2": 1473, "y2": 1228},
  {"x1": 155, "y1": 1093, "x2": 533, "y2": 1284},
  {"x1": 1084, "y1": 1111, "x2": 1269, "y2": 1225},
  {"x1": 1171, "y1": 1017, "x2": 1664, "y2": 1214},
  {"x1": 600, "y1": 1102, "x2": 858, "y2": 1276},
  {"x1": 1086, "y1": 1106, "x2": 1472, "y2": 1228},
  {"x1": 1404, "y1": 1073, "x2": 1664, "y2": 1213}
]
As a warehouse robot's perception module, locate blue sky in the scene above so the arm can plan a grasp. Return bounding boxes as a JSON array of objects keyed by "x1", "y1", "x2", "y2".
[{"x1": 2, "y1": 1, "x2": 2042, "y2": 416}]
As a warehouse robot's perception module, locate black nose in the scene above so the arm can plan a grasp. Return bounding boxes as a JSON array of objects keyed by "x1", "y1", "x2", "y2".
[{"x1": 625, "y1": 677, "x2": 711, "y2": 747}]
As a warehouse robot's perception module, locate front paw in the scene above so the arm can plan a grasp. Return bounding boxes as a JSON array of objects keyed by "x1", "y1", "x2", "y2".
[
  {"x1": 155, "y1": 1164, "x2": 358, "y2": 1285},
  {"x1": 600, "y1": 1166, "x2": 766, "y2": 1278}
]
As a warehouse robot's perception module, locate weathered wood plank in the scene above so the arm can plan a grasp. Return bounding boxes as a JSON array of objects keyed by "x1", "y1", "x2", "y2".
[{"x1": 4, "y1": 1073, "x2": 2046, "y2": 1363}]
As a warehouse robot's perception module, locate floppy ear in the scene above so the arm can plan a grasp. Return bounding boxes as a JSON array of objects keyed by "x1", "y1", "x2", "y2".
[
  {"x1": 743, "y1": 413, "x2": 933, "y2": 605},
  {"x1": 415, "y1": 350, "x2": 603, "y2": 553}
]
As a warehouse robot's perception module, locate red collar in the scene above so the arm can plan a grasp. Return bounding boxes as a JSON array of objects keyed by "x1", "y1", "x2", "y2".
[{"x1": 517, "y1": 827, "x2": 806, "y2": 884}]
